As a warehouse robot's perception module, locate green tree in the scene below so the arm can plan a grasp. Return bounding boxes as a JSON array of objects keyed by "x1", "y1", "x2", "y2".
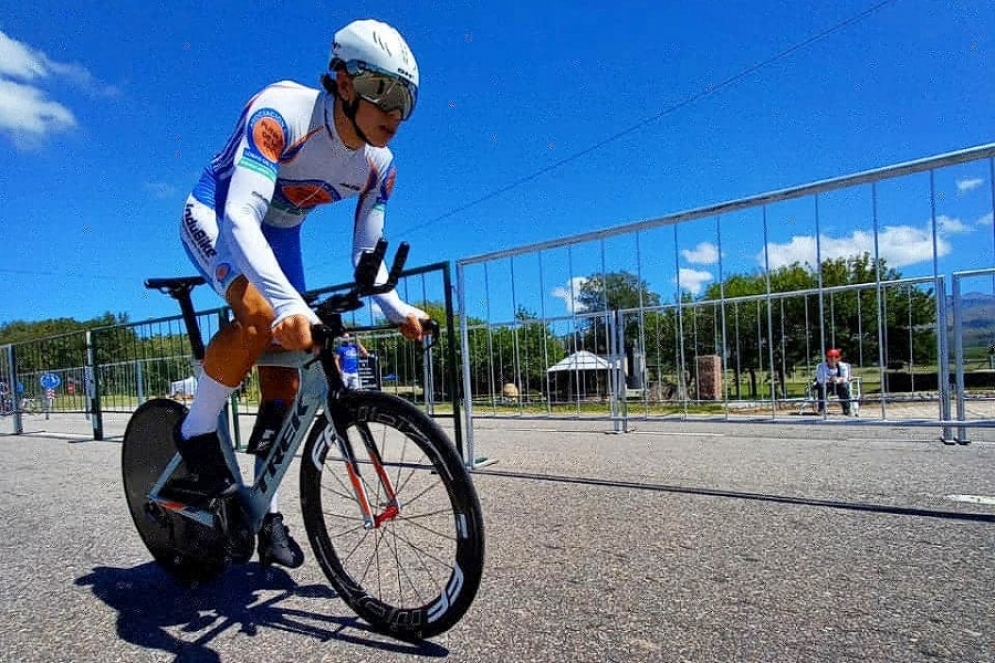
[
  {"x1": 696, "y1": 254, "x2": 938, "y2": 396},
  {"x1": 574, "y1": 271, "x2": 661, "y2": 354},
  {"x1": 1, "y1": 312, "x2": 136, "y2": 374}
]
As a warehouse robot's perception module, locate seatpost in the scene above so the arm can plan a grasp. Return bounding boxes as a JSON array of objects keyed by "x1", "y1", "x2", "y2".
[
  {"x1": 174, "y1": 288, "x2": 206, "y2": 361},
  {"x1": 153, "y1": 283, "x2": 205, "y2": 361}
]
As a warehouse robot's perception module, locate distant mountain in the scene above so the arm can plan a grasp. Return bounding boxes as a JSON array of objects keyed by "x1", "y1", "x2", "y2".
[{"x1": 950, "y1": 292, "x2": 995, "y2": 349}]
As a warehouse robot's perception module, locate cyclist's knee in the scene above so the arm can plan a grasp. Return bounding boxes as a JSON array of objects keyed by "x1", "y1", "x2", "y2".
[{"x1": 236, "y1": 315, "x2": 276, "y2": 351}]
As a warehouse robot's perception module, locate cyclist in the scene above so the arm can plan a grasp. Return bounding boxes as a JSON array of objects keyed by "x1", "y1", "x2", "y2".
[{"x1": 175, "y1": 18, "x2": 428, "y2": 569}]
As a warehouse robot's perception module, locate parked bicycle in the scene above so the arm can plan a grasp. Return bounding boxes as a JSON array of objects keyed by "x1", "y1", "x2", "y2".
[{"x1": 122, "y1": 240, "x2": 485, "y2": 640}]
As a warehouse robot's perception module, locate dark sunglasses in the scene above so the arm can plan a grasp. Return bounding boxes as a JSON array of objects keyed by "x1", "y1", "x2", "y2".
[{"x1": 349, "y1": 68, "x2": 417, "y2": 121}]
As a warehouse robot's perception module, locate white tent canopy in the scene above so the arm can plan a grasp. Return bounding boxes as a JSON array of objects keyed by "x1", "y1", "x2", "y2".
[
  {"x1": 169, "y1": 376, "x2": 198, "y2": 397},
  {"x1": 546, "y1": 351, "x2": 619, "y2": 373}
]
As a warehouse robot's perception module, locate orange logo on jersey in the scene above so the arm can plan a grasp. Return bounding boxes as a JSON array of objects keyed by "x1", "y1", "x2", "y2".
[
  {"x1": 281, "y1": 184, "x2": 334, "y2": 208},
  {"x1": 252, "y1": 117, "x2": 285, "y2": 162},
  {"x1": 216, "y1": 263, "x2": 231, "y2": 281}
]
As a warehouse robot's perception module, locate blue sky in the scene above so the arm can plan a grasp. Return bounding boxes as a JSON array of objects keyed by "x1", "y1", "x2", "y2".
[{"x1": 1, "y1": 0, "x2": 993, "y2": 326}]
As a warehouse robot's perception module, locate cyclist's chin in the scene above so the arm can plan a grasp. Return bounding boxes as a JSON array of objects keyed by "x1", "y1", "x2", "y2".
[{"x1": 362, "y1": 125, "x2": 397, "y2": 148}]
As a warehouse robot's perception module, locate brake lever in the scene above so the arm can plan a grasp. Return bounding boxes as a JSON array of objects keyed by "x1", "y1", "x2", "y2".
[{"x1": 422, "y1": 319, "x2": 440, "y2": 351}]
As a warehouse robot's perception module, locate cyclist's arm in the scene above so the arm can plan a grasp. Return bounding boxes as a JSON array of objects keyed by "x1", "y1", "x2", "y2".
[
  {"x1": 222, "y1": 108, "x2": 319, "y2": 327},
  {"x1": 353, "y1": 162, "x2": 426, "y2": 324}
]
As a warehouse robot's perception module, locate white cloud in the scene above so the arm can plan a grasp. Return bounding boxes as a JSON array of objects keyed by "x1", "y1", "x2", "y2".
[
  {"x1": 0, "y1": 30, "x2": 116, "y2": 148},
  {"x1": 551, "y1": 277, "x2": 588, "y2": 314},
  {"x1": 956, "y1": 177, "x2": 984, "y2": 194},
  {"x1": 0, "y1": 31, "x2": 50, "y2": 81},
  {"x1": 680, "y1": 241, "x2": 719, "y2": 265},
  {"x1": 937, "y1": 214, "x2": 971, "y2": 234},
  {"x1": 977, "y1": 212, "x2": 994, "y2": 227},
  {"x1": 0, "y1": 78, "x2": 75, "y2": 146},
  {"x1": 759, "y1": 217, "x2": 970, "y2": 270},
  {"x1": 675, "y1": 268, "x2": 713, "y2": 296}
]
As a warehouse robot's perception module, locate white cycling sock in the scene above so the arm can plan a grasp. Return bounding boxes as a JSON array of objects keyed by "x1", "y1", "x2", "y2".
[{"x1": 181, "y1": 374, "x2": 235, "y2": 438}]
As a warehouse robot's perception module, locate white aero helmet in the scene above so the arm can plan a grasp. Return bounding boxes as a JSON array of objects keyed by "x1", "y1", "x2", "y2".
[{"x1": 329, "y1": 19, "x2": 419, "y2": 120}]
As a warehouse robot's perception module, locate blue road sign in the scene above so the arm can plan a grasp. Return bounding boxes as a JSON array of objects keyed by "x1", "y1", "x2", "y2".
[{"x1": 40, "y1": 373, "x2": 61, "y2": 389}]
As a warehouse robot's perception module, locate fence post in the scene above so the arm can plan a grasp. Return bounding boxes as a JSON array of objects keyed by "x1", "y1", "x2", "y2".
[
  {"x1": 85, "y1": 330, "x2": 103, "y2": 441},
  {"x1": 457, "y1": 262, "x2": 478, "y2": 469},
  {"x1": 951, "y1": 275, "x2": 969, "y2": 444},
  {"x1": 5, "y1": 345, "x2": 24, "y2": 434},
  {"x1": 935, "y1": 277, "x2": 954, "y2": 445},
  {"x1": 609, "y1": 308, "x2": 629, "y2": 433},
  {"x1": 442, "y1": 262, "x2": 465, "y2": 463}
]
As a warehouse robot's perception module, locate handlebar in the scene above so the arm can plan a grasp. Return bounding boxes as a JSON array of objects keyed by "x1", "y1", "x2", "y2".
[
  {"x1": 304, "y1": 240, "x2": 438, "y2": 349},
  {"x1": 311, "y1": 317, "x2": 440, "y2": 351},
  {"x1": 312, "y1": 238, "x2": 410, "y2": 320}
]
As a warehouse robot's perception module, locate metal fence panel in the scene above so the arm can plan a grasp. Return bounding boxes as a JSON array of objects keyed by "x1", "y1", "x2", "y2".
[{"x1": 457, "y1": 144, "x2": 995, "y2": 464}]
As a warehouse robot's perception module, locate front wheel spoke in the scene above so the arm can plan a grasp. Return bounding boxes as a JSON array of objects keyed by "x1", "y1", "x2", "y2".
[
  {"x1": 362, "y1": 525, "x2": 391, "y2": 591},
  {"x1": 397, "y1": 507, "x2": 454, "y2": 522},
  {"x1": 339, "y1": 529, "x2": 373, "y2": 566},
  {"x1": 395, "y1": 516, "x2": 457, "y2": 546},
  {"x1": 396, "y1": 479, "x2": 445, "y2": 510},
  {"x1": 321, "y1": 514, "x2": 370, "y2": 538},
  {"x1": 320, "y1": 482, "x2": 360, "y2": 505},
  {"x1": 382, "y1": 526, "x2": 429, "y2": 605},
  {"x1": 321, "y1": 461, "x2": 361, "y2": 502},
  {"x1": 390, "y1": 533, "x2": 446, "y2": 590},
  {"x1": 388, "y1": 526, "x2": 455, "y2": 573}
]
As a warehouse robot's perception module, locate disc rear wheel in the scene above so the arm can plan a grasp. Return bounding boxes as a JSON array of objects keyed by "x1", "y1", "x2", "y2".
[{"x1": 122, "y1": 399, "x2": 231, "y2": 584}]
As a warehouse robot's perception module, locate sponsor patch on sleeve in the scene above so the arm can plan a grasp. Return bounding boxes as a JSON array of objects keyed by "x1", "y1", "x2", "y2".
[{"x1": 247, "y1": 109, "x2": 287, "y2": 162}]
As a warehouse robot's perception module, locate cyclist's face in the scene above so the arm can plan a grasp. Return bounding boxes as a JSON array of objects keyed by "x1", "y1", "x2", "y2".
[
  {"x1": 336, "y1": 72, "x2": 403, "y2": 148},
  {"x1": 355, "y1": 100, "x2": 402, "y2": 147}
]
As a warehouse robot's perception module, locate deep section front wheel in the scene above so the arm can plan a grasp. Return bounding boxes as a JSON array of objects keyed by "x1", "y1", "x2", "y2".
[{"x1": 300, "y1": 392, "x2": 485, "y2": 639}]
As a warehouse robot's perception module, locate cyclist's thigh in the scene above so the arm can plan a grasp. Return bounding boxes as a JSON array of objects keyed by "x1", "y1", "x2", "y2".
[{"x1": 224, "y1": 276, "x2": 276, "y2": 322}]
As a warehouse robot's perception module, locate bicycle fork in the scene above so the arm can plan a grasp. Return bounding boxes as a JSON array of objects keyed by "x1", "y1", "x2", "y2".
[{"x1": 330, "y1": 422, "x2": 402, "y2": 530}]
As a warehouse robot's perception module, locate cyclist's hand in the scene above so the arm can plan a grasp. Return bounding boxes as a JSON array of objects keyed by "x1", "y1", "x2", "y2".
[
  {"x1": 273, "y1": 314, "x2": 313, "y2": 350},
  {"x1": 398, "y1": 313, "x2": 428, "y2": 342}
]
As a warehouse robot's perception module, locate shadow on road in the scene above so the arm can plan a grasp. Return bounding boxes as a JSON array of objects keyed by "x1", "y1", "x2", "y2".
[
  {"x1": 475, "y1": 469, "x2": 995, "y2": 523},
  {"x1": 76, "y1": 563, "x2": 448, "y2": 662}
]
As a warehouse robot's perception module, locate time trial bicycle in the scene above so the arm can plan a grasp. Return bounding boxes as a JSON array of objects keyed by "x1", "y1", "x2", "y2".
[{"x1": 121, "y1": 240, "x2": 485, "y2": 640}]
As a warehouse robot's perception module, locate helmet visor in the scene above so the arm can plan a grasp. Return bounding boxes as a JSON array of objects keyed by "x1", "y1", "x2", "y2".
[{"x1": 350, "y1": 69, "x2": 417, "y2": 120}]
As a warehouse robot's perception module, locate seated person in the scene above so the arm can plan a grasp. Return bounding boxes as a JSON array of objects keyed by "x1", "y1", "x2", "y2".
[{"x1": 815, "y1": 348, "x2": 852, "y2": 415}]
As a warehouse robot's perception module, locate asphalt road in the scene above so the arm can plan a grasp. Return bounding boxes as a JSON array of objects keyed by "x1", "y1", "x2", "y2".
[{"x1": 1, "y1": 419, "x2": 994, "y2": 662}]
